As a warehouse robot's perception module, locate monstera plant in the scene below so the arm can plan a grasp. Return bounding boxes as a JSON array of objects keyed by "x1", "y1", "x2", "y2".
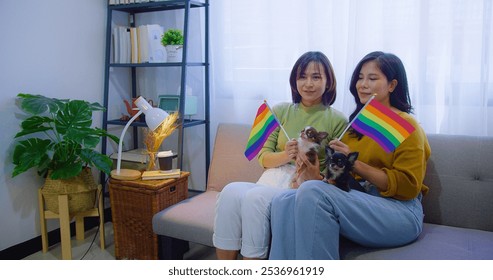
[
  {"x1": 12, "y1": 93, "x2": 119, "y2": 180},
  {"x1": 12, "y1": 93, "x2": 120, "y2": 214}
]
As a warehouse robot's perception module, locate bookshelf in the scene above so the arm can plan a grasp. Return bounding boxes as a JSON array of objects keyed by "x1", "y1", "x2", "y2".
[{"x1": 101, "y1": 0, "x2": 210, "y2": 190}]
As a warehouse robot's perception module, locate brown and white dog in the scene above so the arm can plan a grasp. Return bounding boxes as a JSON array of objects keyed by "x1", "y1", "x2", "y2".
[{"x1": 291, "y1": 126, "x2": 328, "y2": 188}]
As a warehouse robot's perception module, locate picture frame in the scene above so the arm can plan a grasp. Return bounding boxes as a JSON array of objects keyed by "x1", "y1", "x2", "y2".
[
  {"x1": 158, "y1": 95, "x2": 180, "y2": 113},
  {"x1": 158, "y1": 94, "x2": 197, "y2": 116}
]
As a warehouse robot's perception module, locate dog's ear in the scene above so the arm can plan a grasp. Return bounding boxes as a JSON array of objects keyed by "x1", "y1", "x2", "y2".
[
  {"x1": 347, "y1": 152, "x2": 359, "y2": 164},
  {"x1": 325, "y1": 145, "x2": 334, "y2": 157},
  {"x1": 318, "y1": 131, "x2": 329, "y2": 141}
]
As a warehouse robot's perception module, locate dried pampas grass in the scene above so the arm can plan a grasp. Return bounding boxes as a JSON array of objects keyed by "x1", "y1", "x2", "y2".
[{"x1": 144, "y1": 112, "x2": 179, "y2": 170}]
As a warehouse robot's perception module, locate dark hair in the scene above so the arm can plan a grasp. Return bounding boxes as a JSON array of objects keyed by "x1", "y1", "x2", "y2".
[
  {"x1": 289, "y1": 51, "x2": 337, "y2": 106},
  {"x1": 348, "y1": 51, "x2": 413, "y2": 138}
]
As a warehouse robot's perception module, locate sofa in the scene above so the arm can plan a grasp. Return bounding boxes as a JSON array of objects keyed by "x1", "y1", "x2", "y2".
[{"x1": 152, "y1": 123, "x2": 493, "y2": 259}]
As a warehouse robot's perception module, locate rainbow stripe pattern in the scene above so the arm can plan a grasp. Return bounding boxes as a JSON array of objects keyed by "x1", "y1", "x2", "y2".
[
  {"x1": 352, "y1": 98, "x2": 415, "y2": 153},
  {"x1": 244, "y1": 102, "x2": 280, "y2": 161}
]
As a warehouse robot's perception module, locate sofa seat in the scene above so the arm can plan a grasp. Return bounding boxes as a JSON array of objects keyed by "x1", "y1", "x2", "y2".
[
  {"x1": 340, "y1": 223, "x2": 493, "y2": 260},
  {"x1": 153, "y1": 191, "x2": 218, "y2": 248}
]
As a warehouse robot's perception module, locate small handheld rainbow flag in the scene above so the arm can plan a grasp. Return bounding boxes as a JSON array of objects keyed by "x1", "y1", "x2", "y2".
[
  {"x1": 244, "y1": 101, "x2": 288, "y2": 161},
  {"x1": 339, "y1": 95, "x2": 415, "y2": 153}
]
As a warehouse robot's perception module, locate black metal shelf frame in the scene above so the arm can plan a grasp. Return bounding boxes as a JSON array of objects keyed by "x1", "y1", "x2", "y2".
[{"x1": 101, "y1": 0, "x2": 210, "y2": 187}]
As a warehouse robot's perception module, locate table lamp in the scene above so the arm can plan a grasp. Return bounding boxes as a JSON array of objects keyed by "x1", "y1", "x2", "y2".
[{"x1": 110, "y1": 96, "x2": 169, "y2": 180}]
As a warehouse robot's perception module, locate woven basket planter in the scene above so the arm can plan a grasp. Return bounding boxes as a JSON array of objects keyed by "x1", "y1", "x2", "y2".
[{"x1": 41, "y1": 168, "x2": 97, "y2": 214}]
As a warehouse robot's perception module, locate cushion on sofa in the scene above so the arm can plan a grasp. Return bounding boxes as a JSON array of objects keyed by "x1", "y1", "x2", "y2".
[
  {"x1": 206, "y1": 123, "x2": 264, "y2": 192},
  {"x1": 422, "y1": 134, "x2": 493, "y2": 231},
  {"x1": 340, "y1": 223, "x2": 493, "y2": 260},
  {"x1": 152, "y1": 191, "x2": 219, "y2": 247}
]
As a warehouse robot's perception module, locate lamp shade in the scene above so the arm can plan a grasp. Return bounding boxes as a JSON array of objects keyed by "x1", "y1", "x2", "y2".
[{"x1": 134, "y1": 97, "x2": 169, "y2": 131}]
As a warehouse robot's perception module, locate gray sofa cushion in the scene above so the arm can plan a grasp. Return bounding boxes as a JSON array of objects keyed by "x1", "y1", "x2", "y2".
[
  {"x1": 340, "y1": 223, "x2": 493, "y2": 260},
  {"x1": 152, "y1": 191, "x2": 218, "y2": 247},
  {"x1": 422, "y1": 134, "x2": 493, "y2": 231}
]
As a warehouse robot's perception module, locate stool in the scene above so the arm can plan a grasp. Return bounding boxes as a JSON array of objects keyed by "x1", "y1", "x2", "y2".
[{"x1": 38, "y1": 185, "x2": 105, "y2": 260}]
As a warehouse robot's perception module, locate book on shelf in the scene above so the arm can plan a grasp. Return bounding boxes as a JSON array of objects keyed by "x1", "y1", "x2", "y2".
[
  {"x1": 130, "y1": 27, "x2": 138, "y2": 63},
  {"x1": 137, "y1": 25, "x2": 148, "y2": 63},
  {"x1": 112, "y1": 25, "x2": 131, "y2": 63},
  {"x1": 141, "y1": 169, "x2": 181, "y2": 180},
  {"x1": 147, "y1": 24, "x2": 166, "y2": 63}
]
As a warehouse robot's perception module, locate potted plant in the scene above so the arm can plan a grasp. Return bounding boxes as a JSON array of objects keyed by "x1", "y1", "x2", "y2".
[
  {"x1": 161, "y1": 28, "x2": 184, "y2": 62},
  {"x1": 12, "y1": 93, "x2": 119, "y2": 213}
]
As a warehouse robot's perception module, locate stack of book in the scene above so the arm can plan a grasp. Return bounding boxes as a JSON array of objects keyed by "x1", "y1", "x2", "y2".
[
  {"x1": 141, "y1": 169, "x2": 181, "y2": 180},
  {"x1": 112, "y1": 24, "x2": 166, "y2": 64}
]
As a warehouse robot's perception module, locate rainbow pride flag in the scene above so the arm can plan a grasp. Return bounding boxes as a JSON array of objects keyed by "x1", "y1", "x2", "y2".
[
  {"x1": 244, "y1": 102, "x2": 280, "y2": 161},
  {"x1": 352, "y1": 98, "x2": 415, "y2": 153}
]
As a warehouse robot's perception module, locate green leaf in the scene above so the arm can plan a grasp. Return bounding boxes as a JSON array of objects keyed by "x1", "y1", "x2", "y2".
[
  {"x1": 12, "y1": 138, "x2": 51, "y2": 177},
  {"x1": 55, "y1": 100, "x2": 92, "y2": 134},
  {"x1": 20, "y1": 116, "x2": 53, "y2": 130},
  {"x1": 80, "y1": 149, "x2": 113, "y2": 175},
  {"x1": 88, "y1": 102, "x2": 106, "y2": 112},
  {"x1": 17, "y1": 93, "x2": 65, "y2": 115},
  {"x1": 14, "y1": 116, "x2": 53, "y2": 138},
  {"x1": 50, "y1": 162, "x2": 83, "y2": 179}
]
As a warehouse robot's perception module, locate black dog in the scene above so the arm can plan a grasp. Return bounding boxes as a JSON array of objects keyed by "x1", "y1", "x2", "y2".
[{"x1": 324, "y1": 147, "x2": 362, "y2": 192}]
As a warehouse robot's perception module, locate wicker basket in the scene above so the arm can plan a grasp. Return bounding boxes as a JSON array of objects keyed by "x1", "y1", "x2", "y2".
[
  {"x1": 41, "y1": 168, "x2": 97, "y2": 214},
  {"x1": 109, "y1": 172, "x2": 189, "y2": 260}
]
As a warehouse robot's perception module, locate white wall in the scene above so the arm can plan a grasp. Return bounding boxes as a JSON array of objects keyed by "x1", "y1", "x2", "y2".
[{"x1": 0, "y1": 0, "x2": 107, "y2": 251}]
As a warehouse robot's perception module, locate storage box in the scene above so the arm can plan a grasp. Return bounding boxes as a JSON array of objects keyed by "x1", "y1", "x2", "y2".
[{"x1": 109, "y1": 172, "x2": 189, "y2": 260}]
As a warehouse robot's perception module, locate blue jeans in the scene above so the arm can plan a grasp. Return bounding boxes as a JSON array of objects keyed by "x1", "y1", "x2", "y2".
[{"x1": 269, "y1": 180, "x2": 424, "y2": 259}]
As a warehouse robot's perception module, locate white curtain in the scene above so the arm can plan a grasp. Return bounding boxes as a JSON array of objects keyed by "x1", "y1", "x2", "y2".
[{"x1": 209, "y1": 0, "x2": 493, "y2": 137}]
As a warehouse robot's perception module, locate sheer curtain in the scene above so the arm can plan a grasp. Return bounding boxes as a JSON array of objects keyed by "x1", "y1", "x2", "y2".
[{"x1": 209, "y1": 0, "x2": 493, "y2": 137}]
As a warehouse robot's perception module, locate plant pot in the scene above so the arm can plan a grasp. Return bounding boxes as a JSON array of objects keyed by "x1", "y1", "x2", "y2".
[
  {"x1": 41, "y1": 168, "x2": 97, "y2": 214},
  {"x1": 165, "y1": 45, "x2": 183, "y2": 62}
]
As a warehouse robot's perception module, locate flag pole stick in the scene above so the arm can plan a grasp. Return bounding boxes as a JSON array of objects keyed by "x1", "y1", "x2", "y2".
[
  {"x1": 264, "y1": 100, "x2": 290, "y2": 140},
  {"x1": 337, "y1": 94, "x2": 377, "y2": 141}
]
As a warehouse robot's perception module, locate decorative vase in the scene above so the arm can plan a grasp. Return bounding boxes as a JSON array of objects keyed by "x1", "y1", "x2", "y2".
[
  {"x1": 147, "y1": 152, "x2": 160, "y2": 171},
  {"x1": 165, "y1": 45, "x2": 183, "y2": 62},
  {"x1": 40, "y1": 168, "x2": 97, "y2": 214}
]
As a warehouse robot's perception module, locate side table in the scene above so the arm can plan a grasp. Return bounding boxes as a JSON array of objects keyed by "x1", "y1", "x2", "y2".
[{"x1": 109, "y1": 172, "x2": 189, "y2": 260}]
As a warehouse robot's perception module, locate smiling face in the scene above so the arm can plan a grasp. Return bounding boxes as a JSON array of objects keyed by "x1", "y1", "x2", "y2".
[
  {"x1": 356, "y1": 60, "x2": 397, "y2": 107},
  {"x1": 296, "y1": 62, "x2": 328, "y2": 107}
]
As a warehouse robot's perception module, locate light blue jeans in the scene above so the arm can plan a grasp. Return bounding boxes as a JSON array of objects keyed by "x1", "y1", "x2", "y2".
[
  {"x1": 269, "y1": 180, "x2": 424, "y2": 260},
  {"x1": 213, "y1": 182, "x2": 285, "y2": 258}
]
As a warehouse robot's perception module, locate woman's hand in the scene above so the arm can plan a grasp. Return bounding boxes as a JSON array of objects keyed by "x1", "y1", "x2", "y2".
[
  {"x1": 329, "y1": 139, "x2": 389, "y2": 192},
  {"x1": 261, "y1": 138, "x2": 298, "y2": 168},
  {"x1": 284, "y1": 138, "x2": 299, "y2": 161},
  {"x1": 328, "y1": 139, "x2": 351, "y2": 155},
  {"x1": 296, "y1": 152, "x2": 323, "y2": 182}
]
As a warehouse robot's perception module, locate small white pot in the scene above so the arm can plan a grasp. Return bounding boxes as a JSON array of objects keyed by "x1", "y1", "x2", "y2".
[{"x1": 165, "y1": 45, "x2": 183, "y2": 62}]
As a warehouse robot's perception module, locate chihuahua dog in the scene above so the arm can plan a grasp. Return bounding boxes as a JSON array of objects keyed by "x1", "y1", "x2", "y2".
[
  {"x1": 324, "y1": 146, "x2": 362, "y2": 192},
  {"x1": 291, "y1": 126, "x2": 328, "y2": 188}
]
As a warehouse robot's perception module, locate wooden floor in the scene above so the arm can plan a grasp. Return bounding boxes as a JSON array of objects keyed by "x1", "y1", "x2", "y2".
[{"x1": 23, "y1": 222, "x2": 217, "y2": 260}]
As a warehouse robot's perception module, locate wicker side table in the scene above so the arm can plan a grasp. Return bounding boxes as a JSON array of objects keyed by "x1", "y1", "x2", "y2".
[{"x1": 109, "y1": 172, "x2": 189, "y2": 260}]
